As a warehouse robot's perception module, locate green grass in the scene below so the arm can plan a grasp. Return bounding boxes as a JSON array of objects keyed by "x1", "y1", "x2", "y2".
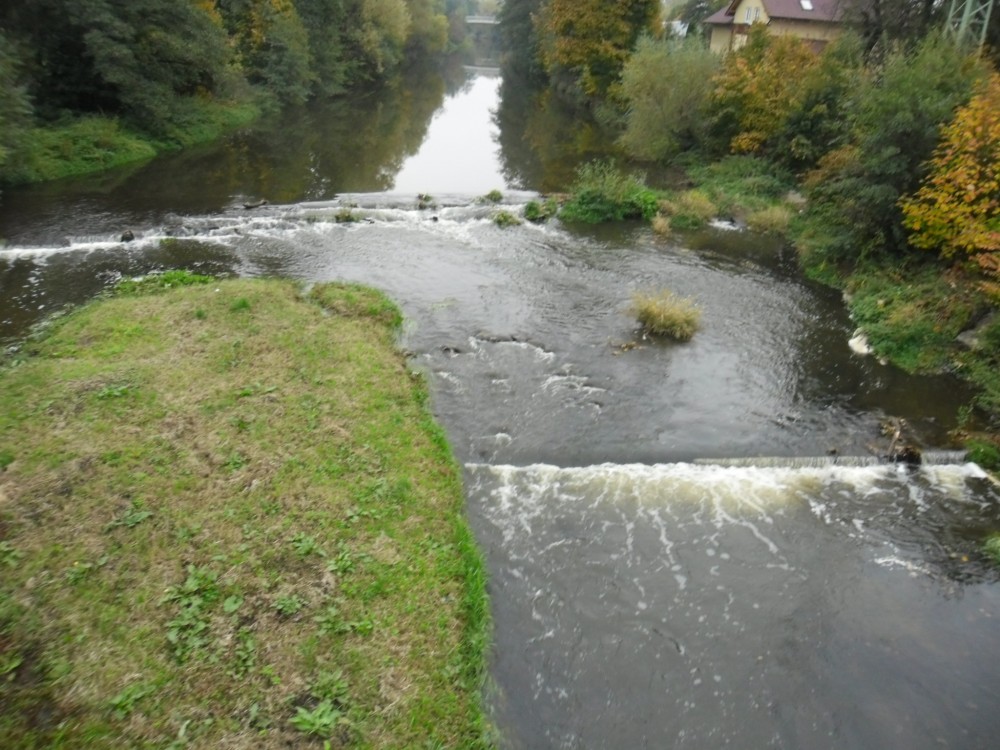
[
  {"x1": 0, "y1": 275, "x2": 492, "y2": 748},
  {"x1": 629, "y1": 290, "x2": 702, "y2": 341},
  {"x1": 2, "y1": 100, "x2": 260, "y2": 186},
  {"x1": 985, "y1": 533, "x2": 1000, "y2": 565},
  {"x1": 843, "y1": 261, "x2": 980, "y2": 373},
  {"x1": 492, "y1": 210, "x2": 521, "y2": 228}
]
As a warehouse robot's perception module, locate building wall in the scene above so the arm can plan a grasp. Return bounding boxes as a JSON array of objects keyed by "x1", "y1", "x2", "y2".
[{"x1": 709, "y1": 2, "x2": 842, "y2": 54}]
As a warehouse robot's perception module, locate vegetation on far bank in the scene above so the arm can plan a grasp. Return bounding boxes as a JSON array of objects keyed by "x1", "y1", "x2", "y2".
[
  {"x1": 503, "y1": 4, "x2": 1000, "y2": 441},
  {"x1": 0, "y1": 0, "x2": 490, "y2": 185},
  {"x1": 0, "y1": 274, "x2": 492, "y2": 748}
]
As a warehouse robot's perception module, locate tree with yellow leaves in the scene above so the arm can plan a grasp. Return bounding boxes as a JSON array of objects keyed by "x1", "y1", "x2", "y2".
[{"x1": 901, "y1": 72, "x2": 1000, "y2": 296}]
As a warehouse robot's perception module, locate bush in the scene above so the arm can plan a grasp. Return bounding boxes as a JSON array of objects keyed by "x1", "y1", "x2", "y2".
[
  {"x1": 985, "y1": 533, "x2": 1000, "y2": 564},
  {"x1": 493, "y1": 210, "x2": 522, "y2": 227},
  {"x1": 560, "y1": 160, "x2": 658, "y2": 223},
  {"x1": 967, "y1": 439, "x2": 1000, "y2": 472},
  {"x1": 630, "y1": 290, "x2": 701, "y2": 340}
]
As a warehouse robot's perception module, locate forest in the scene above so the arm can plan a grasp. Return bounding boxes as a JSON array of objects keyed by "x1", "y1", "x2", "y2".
[
  {"x1": 500, "y1": 0, "x2": 1000, "y2": 457},
  {"x1": 0, "y1": 0, "x2": 475, "y2": 184}
]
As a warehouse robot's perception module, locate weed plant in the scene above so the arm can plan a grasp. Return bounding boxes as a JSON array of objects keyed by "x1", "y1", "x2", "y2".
[
  {"x1": 0, "y1": 275, "x2": 492, "y2": 747},
  {"x1": 630, "y1": 290, "x2": 702, "y2": 341}
]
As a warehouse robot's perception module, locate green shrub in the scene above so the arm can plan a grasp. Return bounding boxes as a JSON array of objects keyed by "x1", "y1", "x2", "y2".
[
  {"x1": 967, "y1": 439, "x2": 1000, "y2": 471},
  {"x1": 630, "y1": 290, "x2": 701, "y2": 340},
  {"x1": 560, "y1": 161, "x2": 659, "y2": 224},
  {"x1": 985, "y1": 533, "x2": 1000, "y2": 564},
  {"x1": 480, "y1": 189, "x2": 504, "y2": 203}
]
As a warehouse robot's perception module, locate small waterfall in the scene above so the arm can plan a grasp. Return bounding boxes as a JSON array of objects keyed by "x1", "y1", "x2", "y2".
[{"x1": 694, "y1": 450, "x2": 970, "y2": 469}]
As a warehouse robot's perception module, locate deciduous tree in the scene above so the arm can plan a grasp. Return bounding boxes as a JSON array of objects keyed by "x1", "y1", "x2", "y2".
[
  {"x1": 901, "y1": 73, "x2": 1000, "y2": 295},
  {"x1": 535, "y1": 0, "x2": 659, "y2": 98}
]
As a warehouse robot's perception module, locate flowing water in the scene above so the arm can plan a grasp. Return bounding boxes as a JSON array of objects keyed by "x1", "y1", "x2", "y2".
[{"x1": 2, "y1": 64, "x2": 1000, "y2": 748}]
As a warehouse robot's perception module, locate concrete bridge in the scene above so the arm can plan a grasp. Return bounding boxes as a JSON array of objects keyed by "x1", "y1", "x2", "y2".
[{"x1": 466, "y1": 15, "x2": 498, "y2": 26}]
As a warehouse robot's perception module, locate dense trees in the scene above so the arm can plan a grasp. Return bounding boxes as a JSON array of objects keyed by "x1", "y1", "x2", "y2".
[
  {"x1": 498, "y1": 0, "x2": 659, "y2": 99},
  {"x1": 0, "y1": 0, "x2": 461, "y2": 183}
]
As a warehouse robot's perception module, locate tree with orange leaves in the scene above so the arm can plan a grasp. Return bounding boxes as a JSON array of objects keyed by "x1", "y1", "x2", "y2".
[{"x1": 901, "y1": 72, "x2": 1000, "y2": 297}]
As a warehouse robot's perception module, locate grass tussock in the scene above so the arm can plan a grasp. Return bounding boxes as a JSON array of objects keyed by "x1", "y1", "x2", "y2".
[
  {"x1": 0, "y1": 275, "x2": 491, "y2": 748},
  {"x1": 630, "y1": 290, "x2": 702, "y2": 341},
  {"x1": 746, "y1": 204, "x2": 793, "y2": 234}
]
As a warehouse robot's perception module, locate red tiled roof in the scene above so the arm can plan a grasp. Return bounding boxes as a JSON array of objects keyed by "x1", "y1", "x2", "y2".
[{"x1": 704, "y1": 0, "x2": 844, "y2": 25}]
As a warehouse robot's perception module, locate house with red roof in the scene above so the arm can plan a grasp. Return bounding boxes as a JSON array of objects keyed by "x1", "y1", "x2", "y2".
[{"x1": 704, "y1": 0, "x2": 847, "y2": 53}]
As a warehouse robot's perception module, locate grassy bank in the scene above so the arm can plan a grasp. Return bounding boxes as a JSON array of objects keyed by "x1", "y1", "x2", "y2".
[
  {"x1": 0, "y1": 274, "x2": 492, "y2": 747},
  {"x1": 2, "y1": 100, "x2": 260, "y2": 186}
]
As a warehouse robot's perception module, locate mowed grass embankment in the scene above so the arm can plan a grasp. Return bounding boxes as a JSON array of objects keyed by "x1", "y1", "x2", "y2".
[{"x1": 0, "y1": 273, "x2": 491, "y2": 748}]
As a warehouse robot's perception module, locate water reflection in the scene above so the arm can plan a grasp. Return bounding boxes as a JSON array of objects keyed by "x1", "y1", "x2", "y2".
[{"x1": 494, "y1": 74, "x2": 620, "y2": 191}]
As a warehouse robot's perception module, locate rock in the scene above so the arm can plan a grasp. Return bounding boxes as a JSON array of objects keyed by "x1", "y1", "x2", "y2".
[
  {"x1": 243, "y1": 199, "x2": 268, "y2": 209},
  {"x1": 848, "y1": 328, "x2": 872, "y2": 355},
  {"x1": 956, "y1": 311, "x2": 997, "y2": 350},
  {"x1": 120, "y1": 230, "x2": 135, "y2": 242}
]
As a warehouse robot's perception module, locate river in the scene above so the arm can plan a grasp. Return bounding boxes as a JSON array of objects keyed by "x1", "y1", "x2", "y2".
[{"x1": 2, "y1": 63, "x2": 999, "y2": 749}]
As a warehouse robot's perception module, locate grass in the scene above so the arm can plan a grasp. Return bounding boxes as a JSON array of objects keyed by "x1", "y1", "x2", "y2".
[
  {"x1": 0, "y1": 274, "x2": 492, "y2": 748},
  {"x1": 2, "y1": 100, "x2": 260, "y2": 186},
  {"x1": 629, "y1": 290, "x2": 702, "y2": 341},
  {"x1": 523, "y1": 198, "x2": 559, "y2": 223},
  {"x1": 985, "y1": 533, "x2": 1000, "y2": 565},
  {"x1": 492, "y1": 210, "x2": 521, "y2": 228}
]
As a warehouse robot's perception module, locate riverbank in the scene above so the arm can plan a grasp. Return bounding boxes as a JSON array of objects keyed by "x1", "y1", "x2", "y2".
[
  {"x1": 1, "y1": 101, "x2": 261, "y2": 186},
  {"x1": 636, "y1": 156, "x2": 1000, "y2": 467},
  {"x1": 0, "y1": 274, "x2": 492, "y2": 747}
]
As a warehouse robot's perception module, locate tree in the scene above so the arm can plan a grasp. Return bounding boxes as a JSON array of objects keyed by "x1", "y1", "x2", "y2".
[
  {"x1": 535, "y1": 0, "x2": 659, "y2": 98},
  {"x1": 618, "y1": 35, "x2": 719, "y2": 162},
  {"x1": 707, "y1": 25, "x2": 818, "y2": 157},
  {"x1": 405, "y1": 0, "x2": 449, "y2": 56},
  {"x1": 0, "y1": 31, "x2": 32, "y2": 172},
  {"x1": 901, "y1": 73, "x2": 1000, "y2": 295},
  {"x1": 2, "y1": 0, "x2": 234, "y2": 132},
  {"x1": 803, "y1": 33, "x2": 986, "y2": 262},
  {"x1": 769, "y1": 32, "x2": 863, "y2": 172},
  {"x1": 497, "y1": 0, "x2": 545, "y2": 81}
]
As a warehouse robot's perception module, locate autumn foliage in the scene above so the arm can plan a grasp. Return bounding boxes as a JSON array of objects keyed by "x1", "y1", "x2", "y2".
[
  {"x1": 902, "y1": 72, "x2": 1000, "y2": 297},
  {"x1": 707, "y1": 26, "x2": 818, "y2": 156}
]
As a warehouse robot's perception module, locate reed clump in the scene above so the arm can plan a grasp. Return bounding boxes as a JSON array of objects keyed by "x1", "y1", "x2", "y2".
[{"x1": 630, "y1": 290, "x2": 702, "y2": 340}]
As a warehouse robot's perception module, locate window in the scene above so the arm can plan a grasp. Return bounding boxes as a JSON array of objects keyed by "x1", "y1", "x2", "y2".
[
  {"x1": 744, "y1": 6, "x2": 762, "y2": 22},
  {"x1": 800, "y1": 0, "x2": 814, "y2": 9}
]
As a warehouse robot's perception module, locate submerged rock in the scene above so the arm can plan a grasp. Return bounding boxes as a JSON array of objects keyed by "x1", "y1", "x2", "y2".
[{"x1": 120, "y1": 229, "x2": 135, "y2": 242}]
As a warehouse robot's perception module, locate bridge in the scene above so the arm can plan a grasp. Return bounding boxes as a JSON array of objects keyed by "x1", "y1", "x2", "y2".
[{"x1": 466, "y1": 15, "x2": 498, "y2": 26}]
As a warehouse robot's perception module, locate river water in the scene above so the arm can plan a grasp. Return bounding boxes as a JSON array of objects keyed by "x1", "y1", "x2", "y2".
[{"x1": 2, "y1": 64, "x2": 1000, "y2": 748}]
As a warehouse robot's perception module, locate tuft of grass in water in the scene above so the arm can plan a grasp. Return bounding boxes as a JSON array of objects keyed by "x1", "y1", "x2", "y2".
[
  {"x1": 492, "y1": 210, "x2": 522, "y2": 228},
  {"x1": 523, "y1": 198, "x2": 559, "y2": 223},
  {"x1": 479, "y1": 189, "x2": 504, "y2": 204},
  {"x1": 0, "y1": 277, "x2": 492, "y2": 748},
  {"x1": 335, "y1": 208, "x2": 360, "y2": 223},
  {"x1": 559, "y1": 160, "x2": 658, "y2": 224},
  {"x1": 630, "y1": 290, "x2": 702, "y2": 341}
]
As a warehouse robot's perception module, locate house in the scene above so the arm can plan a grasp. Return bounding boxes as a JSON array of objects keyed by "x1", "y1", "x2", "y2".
[{"x1": 704, "y1": 0, "x2": 846, "y2": 54}]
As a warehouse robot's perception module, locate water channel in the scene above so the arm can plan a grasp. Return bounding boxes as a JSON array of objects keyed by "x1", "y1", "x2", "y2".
[{"x1": 2, "y1": 62, "x2": 1000, "y2": 748}]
